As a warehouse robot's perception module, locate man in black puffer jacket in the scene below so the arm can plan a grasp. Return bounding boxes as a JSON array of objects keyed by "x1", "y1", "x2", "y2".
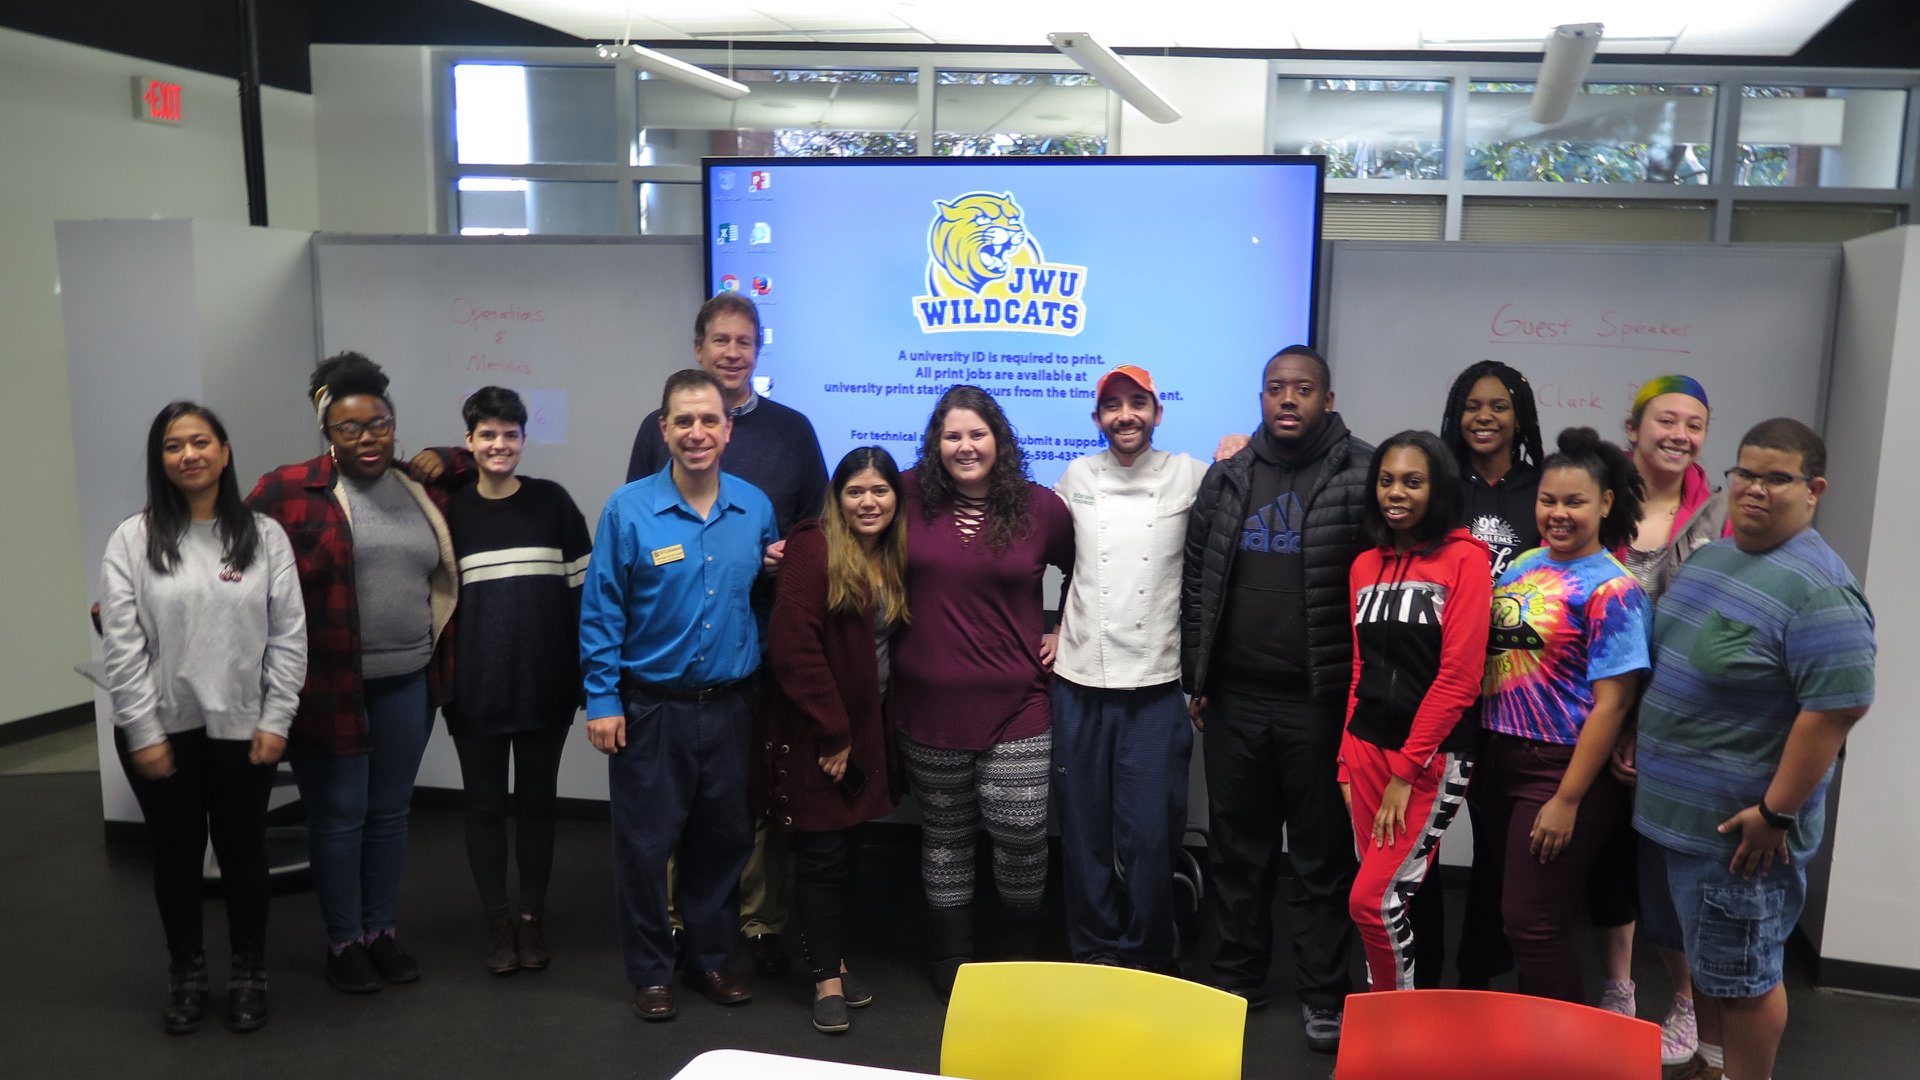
[{"x1": 1181, "y1": 344, "x2": 1372, "y2": 1053}]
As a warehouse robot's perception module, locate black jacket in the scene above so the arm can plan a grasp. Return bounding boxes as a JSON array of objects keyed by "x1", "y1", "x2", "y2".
[{"x1": 1181, "y1": 416, "x2": 1373, "y2": 707}]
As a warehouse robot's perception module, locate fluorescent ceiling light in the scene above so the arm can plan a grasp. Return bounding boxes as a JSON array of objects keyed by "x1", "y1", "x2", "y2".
[
  {"x1": 593, "y1": 42, "x2": 750, "y2": 99},
  {"x1": 1047, "y1": 31, "x2": 1181, "y2": 124},
  {"x1": 1531, "y1": 23, "x2": 1603, "y2": 124}
]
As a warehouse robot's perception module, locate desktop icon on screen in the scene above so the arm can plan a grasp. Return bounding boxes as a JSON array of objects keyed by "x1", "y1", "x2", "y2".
[
  {"x1": 751, "y1": 276, "x2": 772, "y2": 296},
  {"x1": 750, "y1": 222, "x2": 772, "y2": 245},
  {"x1": 716, "y1": 222, "x2": 739, "y2": 245},
  {"x1": 749, "y1": 171, "x2": 771, "y2": 191},
  {"x1": 720, "y1": 274, "x2": 740, "y2": 293},
  {"x1": 718, "y1": 171, "x2": 737, "y2": 193},
  {"x1": 761, "y1": 326, "x2": 773, "y2": 346}
]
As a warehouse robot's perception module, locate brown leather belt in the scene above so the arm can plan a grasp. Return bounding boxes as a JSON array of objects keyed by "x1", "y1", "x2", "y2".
[{"x1": 620, "y1": 672, "x2": 749, "y2": 704}]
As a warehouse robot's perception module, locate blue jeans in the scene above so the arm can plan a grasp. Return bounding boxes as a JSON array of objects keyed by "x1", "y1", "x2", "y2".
[
  {"x1": 1650, "y1": 841, "x2": 1805, "y2": 999},
  {"x1": 289, "y1": 670, "x2": 434, "y2": 947},
  {"x1": 1050, "y1": 678, "x2": 1192, "y2": 968}
]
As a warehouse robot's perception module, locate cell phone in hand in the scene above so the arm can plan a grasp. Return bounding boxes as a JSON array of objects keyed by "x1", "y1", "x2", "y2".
[{"x1": 838, "y1": 760, "x2": 867, "y2": 798}]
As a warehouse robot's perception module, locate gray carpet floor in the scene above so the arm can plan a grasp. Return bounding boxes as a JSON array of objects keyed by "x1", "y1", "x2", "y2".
[{"x1": 0, "y1": 760, "x2": 1915, "y2": 1078}]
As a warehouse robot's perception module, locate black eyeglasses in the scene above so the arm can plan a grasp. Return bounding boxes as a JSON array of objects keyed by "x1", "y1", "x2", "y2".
[
  {"x1": 325, "y1": 415, "x2": 395, "y2": 439},
  {"x1": 1724, "y1": 466, "x2": 1813, "y2": 492}
]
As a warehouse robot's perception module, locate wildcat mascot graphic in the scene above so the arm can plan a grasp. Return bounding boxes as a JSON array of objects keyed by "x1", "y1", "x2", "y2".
[{"x1": 913, "y1": 191, "x2": 1087, "y2": 336}]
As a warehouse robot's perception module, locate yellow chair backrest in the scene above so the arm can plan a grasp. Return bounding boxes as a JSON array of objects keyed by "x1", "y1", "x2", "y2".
[{"x1": 939, "y1": 961, "x2": 1247, "y2": 1080}]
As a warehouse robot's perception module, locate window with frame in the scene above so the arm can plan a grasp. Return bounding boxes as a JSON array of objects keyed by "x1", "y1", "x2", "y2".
[
  {"x1": 1273, "y1": 79, "x2": 1447, "y2": 180},
  {"x1": 1737, "y1": 86, "x2": 1908, "y2": 188},
  {"x1": 933, "y1": 71, "x2": 1108, "y2": 156},
  {"x1": 1465, "y1": 82, "x2": 1715, "y2": 184},
  {"x1": 635, "y1": 68, "x2": 920, "y2": 163}
]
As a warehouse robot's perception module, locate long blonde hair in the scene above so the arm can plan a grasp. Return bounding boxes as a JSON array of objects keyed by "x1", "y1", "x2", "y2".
[{"x1": 822, "y1": 447, "x2": 910, "y2": 626}]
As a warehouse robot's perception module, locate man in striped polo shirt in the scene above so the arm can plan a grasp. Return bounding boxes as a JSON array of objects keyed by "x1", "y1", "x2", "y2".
[{"x1": 1632, "y1": 418, "x2": 1875, "y2": 1080}]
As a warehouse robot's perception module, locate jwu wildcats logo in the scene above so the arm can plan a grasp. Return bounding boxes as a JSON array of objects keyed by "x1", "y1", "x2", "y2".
[{"x1": 913, "y1": 192, "x2": 1086, "y2": 336}]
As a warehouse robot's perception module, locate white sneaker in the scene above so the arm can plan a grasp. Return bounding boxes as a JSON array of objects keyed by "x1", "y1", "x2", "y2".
[
  {"x1": 1661, "y1": 995, "x2": 1699, "y2": 1066},
  {"x1": 1598, "y1": 978, "x2": 1636, "y2": 1016}
]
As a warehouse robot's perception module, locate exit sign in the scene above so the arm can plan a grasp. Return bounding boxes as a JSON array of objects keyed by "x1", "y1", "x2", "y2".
[{"x1": 132, "y1": 77, "x2": 183, "y2": 124}]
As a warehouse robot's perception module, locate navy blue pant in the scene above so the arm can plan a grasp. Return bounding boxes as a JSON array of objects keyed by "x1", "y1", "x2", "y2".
[
  {"x1": 608, "y1": 683, "x2": 754, "y2": 988},
  {"x1": 288, "y1": 669, "x2": 433, "y2": 948},
  {"x1": 1050, "y1": 678, "x2": 1192, "y2": 968}
]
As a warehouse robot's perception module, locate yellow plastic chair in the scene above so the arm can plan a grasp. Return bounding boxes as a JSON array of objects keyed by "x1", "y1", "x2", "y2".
[{"x1": 939, "y1": 961, "x2": 1247, "y2": 1080}]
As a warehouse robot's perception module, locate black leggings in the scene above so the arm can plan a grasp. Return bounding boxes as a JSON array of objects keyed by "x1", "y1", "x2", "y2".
[
  {"x1": 451, "y1": 729, "x2": 568, "y2": 921},
  {"x1": 115, "y1": 728, "x2": 276, "y2": 957},
  {"x1": 788, "y1": 828, "x2": 863, "y2": 984}
]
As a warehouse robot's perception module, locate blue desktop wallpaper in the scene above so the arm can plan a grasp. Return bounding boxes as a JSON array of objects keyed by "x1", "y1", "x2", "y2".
[{"x1": 706, "y1": 158, "x2": 1321, "y2": 486}]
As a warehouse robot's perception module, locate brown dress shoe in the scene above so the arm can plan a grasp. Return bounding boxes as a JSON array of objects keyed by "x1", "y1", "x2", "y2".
[
  {"x1": 633, "y1": 985, "x2": 677, "y2": 1022},
  {"x1": 685, "y1": 969, "x2": 753, "y2": 1005}
]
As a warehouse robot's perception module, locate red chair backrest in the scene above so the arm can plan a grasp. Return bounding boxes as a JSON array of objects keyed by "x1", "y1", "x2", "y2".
[{"x1": 1336, "y1": 990, "x2": 1661, "y2": 1080}]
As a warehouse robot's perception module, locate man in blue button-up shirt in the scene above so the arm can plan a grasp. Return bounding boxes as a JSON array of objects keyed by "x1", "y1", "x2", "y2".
[{"x1": 581, "y1": 368, "x2": 778, "y2": 1021}]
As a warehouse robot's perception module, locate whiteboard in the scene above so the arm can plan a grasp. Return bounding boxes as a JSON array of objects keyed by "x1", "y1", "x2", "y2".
[
  {"x1": 1324, "y1": 241, "x2": 1841, "y2": 477},
  {"x1": 312, "y1": 235, "x2": 703, "y2": 526},
  {"x1": 313, "y1": 236, "x2": 703, "y2": 801}
]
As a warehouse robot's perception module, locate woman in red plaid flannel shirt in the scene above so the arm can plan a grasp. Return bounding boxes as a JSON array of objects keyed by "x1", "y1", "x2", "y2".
[{"x1": 247, "y1": 353, "x2": 459, "y2": 994}]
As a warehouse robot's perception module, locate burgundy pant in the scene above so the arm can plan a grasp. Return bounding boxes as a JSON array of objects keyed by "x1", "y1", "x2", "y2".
[{"x1": 1469, "y1": 730, "x2": 1629, "y2": 1003}]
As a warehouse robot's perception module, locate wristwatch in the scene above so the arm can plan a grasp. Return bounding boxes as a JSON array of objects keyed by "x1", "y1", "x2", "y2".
[{"x1": 1757, "y1": 797, "x2": 1797, "y2": 831}]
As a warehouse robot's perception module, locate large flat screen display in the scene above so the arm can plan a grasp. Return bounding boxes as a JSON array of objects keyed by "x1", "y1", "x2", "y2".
[{"x1": 703, "y1": 155, "x2": 1324, "y2": 487}]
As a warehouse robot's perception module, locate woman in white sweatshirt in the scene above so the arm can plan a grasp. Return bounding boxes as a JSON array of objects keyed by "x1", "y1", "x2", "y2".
[{"x1": 98, "y1": 401, "x2": 306, "y2": 1035}]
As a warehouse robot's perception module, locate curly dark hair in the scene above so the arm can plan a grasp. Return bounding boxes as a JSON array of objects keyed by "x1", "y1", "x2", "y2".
[
  {"x1": 1440, "y1": 360, "x2": 1544, "y2": 474},
  {"x1": 1542, "y1": 426, "x2": 1645, "y2": 551},
  {"x1": 309, "y1": 351, "x2": 392, "y2": 424},
  {"x1": 915, "y1": 385, "x2": 1032, "y2": 553}
]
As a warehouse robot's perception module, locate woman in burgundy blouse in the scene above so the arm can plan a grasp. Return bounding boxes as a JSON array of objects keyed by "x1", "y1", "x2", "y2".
[
  {"x1": 762, "y1": 447, "x2": 909, "y2": 1035},
  {"x1": 891, "y1": 385, "x2": 1073, "y2": 997}
]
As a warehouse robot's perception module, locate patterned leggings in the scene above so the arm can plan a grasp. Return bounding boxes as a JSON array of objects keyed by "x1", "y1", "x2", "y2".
[{"x1": 901, "y1": 730, "x2": 1051, "y2": 912}]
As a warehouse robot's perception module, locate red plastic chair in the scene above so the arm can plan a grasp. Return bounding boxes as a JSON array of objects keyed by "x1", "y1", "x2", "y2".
[{"x1": 1335, "y1": 989, "x2": 1661, "y2": 1080}]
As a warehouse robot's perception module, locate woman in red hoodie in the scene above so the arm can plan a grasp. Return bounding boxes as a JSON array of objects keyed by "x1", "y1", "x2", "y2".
[{"x1": 1340, "y1": 430, "x2": 1492, "y2": 992}]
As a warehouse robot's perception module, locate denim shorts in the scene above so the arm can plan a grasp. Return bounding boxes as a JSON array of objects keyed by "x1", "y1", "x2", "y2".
[{"x1": 1652, "y1": 842, "x2": 1805, "y2": 998}]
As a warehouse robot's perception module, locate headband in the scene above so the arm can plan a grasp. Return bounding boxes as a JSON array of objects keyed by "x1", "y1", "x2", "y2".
[
  {"x1": 1632, "y1": 375, "x2": 1709, "y2": 419},
  {"x1": 312, "y1": 385, "x2": 333, "y2": 427}
]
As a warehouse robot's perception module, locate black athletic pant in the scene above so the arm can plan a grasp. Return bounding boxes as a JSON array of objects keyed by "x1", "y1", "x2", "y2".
[
  {"x1": 115, "y1": 727, "x2": 276, "y2": 957},
  {"x1": 451, "y1": 728, "x2": 569, "y2": 922},
  {"x1": 1202, "y1": 684, "x2": 1356, "y2": 1009},
  {"x1": 788, "y1": 827, "x2": 863, "y2": 984}
]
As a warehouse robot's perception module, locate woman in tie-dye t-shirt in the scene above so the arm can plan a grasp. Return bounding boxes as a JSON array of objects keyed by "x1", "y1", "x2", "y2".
[{"x1": 1474, "y1": 427, "x2": 1651, "y2": 1004}]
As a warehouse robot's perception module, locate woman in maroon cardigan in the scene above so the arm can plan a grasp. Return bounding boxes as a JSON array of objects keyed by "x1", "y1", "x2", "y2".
[{"x1": 762, "y1": 446, "x2": 909, "y2": 1036}]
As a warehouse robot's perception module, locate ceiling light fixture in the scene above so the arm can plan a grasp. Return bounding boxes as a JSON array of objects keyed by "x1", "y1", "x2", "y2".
[
  {"x1": 1530, "y1": 22, "x2": 1603, "y2": 124},
  {"x1": 1047, "y1": 32, "x2": 1181, "y2": 124},
  {"x1": 594, "y1": 42, "x2": 750, "y2": 100}
]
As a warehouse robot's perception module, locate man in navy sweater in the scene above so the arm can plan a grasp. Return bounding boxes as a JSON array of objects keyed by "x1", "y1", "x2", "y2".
[{"x1": 626, "y1": 292, "x2": 828, "y2": 975}]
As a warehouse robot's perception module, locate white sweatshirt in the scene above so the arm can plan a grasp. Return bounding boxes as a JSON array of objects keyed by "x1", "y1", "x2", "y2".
[{"x1": 98, "y1": 513, "x2": 307, "y2": 751}]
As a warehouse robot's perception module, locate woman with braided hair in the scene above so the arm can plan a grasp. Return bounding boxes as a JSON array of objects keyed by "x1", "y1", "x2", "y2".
[{"x1": 247, "y1": 352, "x2": 460, "y2": 994}]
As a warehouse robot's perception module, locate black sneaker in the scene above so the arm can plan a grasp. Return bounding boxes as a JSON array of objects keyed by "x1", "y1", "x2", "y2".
[
  {"x1": 1302, "y1": 1004, "x2": 1343, "y2": 1053},
  {"x1": 326, "y1": 942, "x2": 382, "y2": 994},
  {"x1": 366, "y1": 933, "x2": 421, "y2": 984}
]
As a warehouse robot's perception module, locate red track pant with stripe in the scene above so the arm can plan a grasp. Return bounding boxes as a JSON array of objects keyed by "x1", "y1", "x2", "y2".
[{"x1": 1342, "y1": 732, "x2": 1472, "y2": 992}]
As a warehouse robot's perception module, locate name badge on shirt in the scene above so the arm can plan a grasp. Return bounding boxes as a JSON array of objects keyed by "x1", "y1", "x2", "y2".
[{"x1": 651, "y1": 544, "x2": 686, "y2": 567}]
